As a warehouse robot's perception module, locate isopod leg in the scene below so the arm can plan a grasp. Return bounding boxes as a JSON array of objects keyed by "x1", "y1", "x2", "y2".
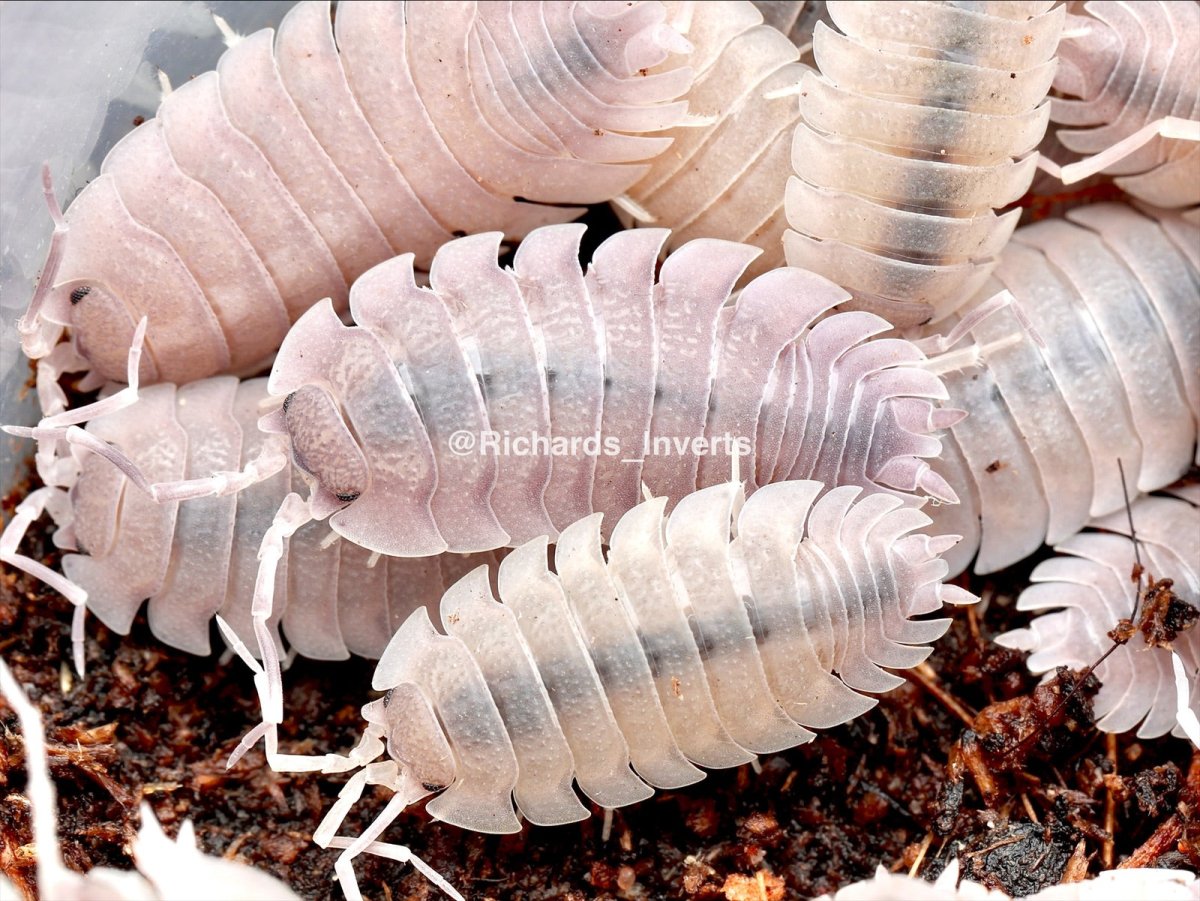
[
  {"x1": 37, "y1": 317, "x2": 148, "y2": 429},
  {"x1": 320, "y1": 778, "x2": 465, "y2": 901},
  {"x1": 2, "y1": 423, "x2": 290, "y2": 504},
  {"x1": 35, "y1": 341, "x2": 89, "y2": 420},
  {"x1": 1039, "y1": 116, "x2": 1200, "y2": 185},
  {"x1": 0, "y1": 658, "x2": 68, "y2": 890},
  {"x1": 0, "y1": 487, "x2": 89, "y2": 674},
  {"x1": 17, "y1": 165, "x2": 69, "y2": 360}
]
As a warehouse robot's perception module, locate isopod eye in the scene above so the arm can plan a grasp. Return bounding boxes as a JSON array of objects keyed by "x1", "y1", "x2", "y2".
[
  {"x1": 282, "y1": 385, "x2": 368, "y2": 505},
  {"x1": 384, "y1": 683, "x2": 456, "y2": 792}
]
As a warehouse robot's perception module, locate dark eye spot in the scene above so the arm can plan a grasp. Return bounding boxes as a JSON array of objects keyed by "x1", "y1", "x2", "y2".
[
  {"x1": 452, "y1": 230, "x2": 467, "y2": 238},
  {"x1": 282, "y1": 391, "x2": 295, "y2": 412},
  {"x1": 335, "y1": 492, "x2": 360, "y2": 503},
  {"x1": 69, "y1": 286, "x2": 91, "y2": 305}
]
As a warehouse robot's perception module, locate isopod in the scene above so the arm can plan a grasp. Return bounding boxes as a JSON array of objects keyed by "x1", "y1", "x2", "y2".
[
  {"x1": 3, "y1": 224, "x2": 957, "y2": 676},
  {"x1": 997, "y1": 484, "x2": 1199, "y2": 741},
  {"x1": 613, "y1": 0, "x2": 806, "y2": 281},
  {"x1": 785, "y1": 0, "x2": 1066, "y2": 326},
  {"x1": 1042, "y1": 0, "x2": 1200, "y2": 211},
  {"x1": 1, "y1": 376, "x2": 505, "y2": 675},
  {"x1": 15, "y1": 0, "x2": 694, "y2": 400},
  {"x1": 0, "y1": 656, "x2": 304, "y2": 901},
  {"x1": 230, "y1": 478, "x2": 972, "y2": 901},
  {"x1": 923, "y1": 202, "x2": 1198, "y2": 576}
]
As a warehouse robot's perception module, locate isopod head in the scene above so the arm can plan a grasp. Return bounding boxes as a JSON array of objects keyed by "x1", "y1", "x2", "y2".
[{"x1": 277, "y1": 383, "x2": 368, "y2": 510}]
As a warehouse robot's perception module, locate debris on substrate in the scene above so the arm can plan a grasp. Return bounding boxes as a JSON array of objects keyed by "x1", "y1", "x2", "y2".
[{"x1": 2, "y1": 485, "x2": 1198, "y2": 901}]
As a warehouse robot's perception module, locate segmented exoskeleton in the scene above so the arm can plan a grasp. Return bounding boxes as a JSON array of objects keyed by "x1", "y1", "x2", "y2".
[
  {"x1": 242, "y1": 479, "x2": 972, "y2": 901},
  {"x1": 612, "y1": 0, "x2": 806, "y2": 281},
  {"x1": 924, "y1": 203, "x2": 1199, "y2": 577},
  {"x1": 17, "y1": 0, "x2": 693, "y2": 395},
  {"x1": 997, "y1": 486, "x2": 1200, "y2": 741},
  {"x1": 785, "y1": 0, "x2": 1065, "y2": 327},
  {"x1": 4, "y1": 225, "x2": 958, "y2": 670},
  {"x1": 1, "y1": 378, "x2": 505, "y2": 674},
  {"x1": 1047, "y1": 0, "x2": 1200, "y2": 212}
]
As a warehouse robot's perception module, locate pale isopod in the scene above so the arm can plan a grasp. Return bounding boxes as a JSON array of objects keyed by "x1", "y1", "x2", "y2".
[
  {"x1": 785, "y1": 0, "x2": 1066, "y2": 327},
  {"x1": 234, "y1": 478, "x2": 972, "y2": 901},
  {"x1": 15, "y1": 0, "x2": 694, "y2": 397},
  {"x1": 1043, "y1": 0, "x2": 1200, "y2": 211},
  {"x1": 996, "y1": 485, "x2": 1200, "y2": 741},
  {"x1": 3, "y1": 225, "x2": 958, "y2": 674},
  {"x1": 815, "y1": 858, "x2": 1200, "y2": 901},
  {"x1": 613, "y1": 0, "x2": 806, "y2": 281},
  {"x1": 1, "y1": 377, "x2": 504, "y2": 675},
  {"x1": 923, "y1": 203, "x2": 1199, "y2": 576}
]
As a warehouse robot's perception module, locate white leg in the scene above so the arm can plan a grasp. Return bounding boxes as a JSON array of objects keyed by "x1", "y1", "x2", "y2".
[
  {"x1": 325, "y1": 835, "x2": 466, "y2": 901},
  {"x1": 0, "y1": 658, "x2": 72, "y2": 891},
  {"x1": 323, "y1": 782, "x2": 463, "y2": 901},
  {"x1": 2, "y1": 423, "x2": 289, "y2": 504},
  {"x1": 0, "y1": 488, "x2": 89, "y2": 674},
  {"x1": 17, "y1": 165, "x2": 69, "y2": 360},
  {"x1": 1038, "y1": 116, "x2": 1200, "y2": 184},
  {"x1": 37, "y1": 317, "x2": 147, "y2": 428},
  {"x1": 912, "y1": 291, "x2": 1044, "y2": 356},
  {"x1": 35, "y1": 341, "x2": 89, "y2": 419}
]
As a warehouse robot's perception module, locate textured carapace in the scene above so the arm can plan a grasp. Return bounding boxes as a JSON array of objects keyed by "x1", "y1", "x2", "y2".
[
  {"x1": 17, "y1": 0, "x2": 693, "y2": 389},
  {"x1": 265, "y1": 479, "x2": 972, "y2": 900},
  {"x1": 1051, "y1": 0, "x2": 1200, "y2": 211},
  {"x1": 613, "y1": 0, "x2": 806, "y2": 281},
  {"x1": 997, "y1": 486, "x2": 1200, "y2": 741},
  {"x1": 258, "y1": 223, "x2": 957, "y2": 558},
  {"x1": 3, "y1": 225, "x2": 960, "y2": 666},
  {"x1": 785, "y1": 0, "x2": 1065, "y2": 327},
  {"x1": 0, "y1": 657, "x2": 304, "y2": 901},
  {"x1": 0, "y1": 378, "x2": 506, "y2": 670},
  {"x1": 924, "y1": 203, "x2": 1198, "y2": 577}
]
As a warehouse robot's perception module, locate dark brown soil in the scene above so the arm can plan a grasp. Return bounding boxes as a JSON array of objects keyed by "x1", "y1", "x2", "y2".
[{"x1": 2, "y1": 472, "x2": 1197, "y2": 901}]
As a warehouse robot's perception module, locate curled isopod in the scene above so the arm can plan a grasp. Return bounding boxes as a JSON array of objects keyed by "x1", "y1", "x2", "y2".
[
  {"x1": 14, "y1": 0, "x2": 694, "y2": 403},
  {"x1": 237, "y1": 478, "x2": 972, "y2": 900},
  {"x1": 922, "y1": 203, "x2": 1199, "y2": 576},
  {"x1": 0, "y1": 656, "x2": 303, "y2": 901},
  {"x1": 785, "y1": 0, "x2": 1065, "y2": 326},
  {"x1": 997, "y1": 485, "x2": 1200, "y2": 742},
  {"x1": 613, "y1": 0, "x2": 807, "y2": 281},
  {"x1": 1045, "y1": 0, "x2": 1200, "y2": 211}
]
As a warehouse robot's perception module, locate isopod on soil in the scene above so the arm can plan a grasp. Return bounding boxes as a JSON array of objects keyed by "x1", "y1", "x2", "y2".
[{"x1": 225, "y1": 477, "x2": 972, "y2": 900}]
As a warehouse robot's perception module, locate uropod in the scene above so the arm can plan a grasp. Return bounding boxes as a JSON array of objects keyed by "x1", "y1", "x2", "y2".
[
  {"x1": 14, "y1": 0, "x2": 696, "y2": 407},
  {"x1": 4, "y1": 225, "x2": 962, "y2": 680},
  {"x1": 225, "y1": 477, "x2": 973, "y2": 901}
]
